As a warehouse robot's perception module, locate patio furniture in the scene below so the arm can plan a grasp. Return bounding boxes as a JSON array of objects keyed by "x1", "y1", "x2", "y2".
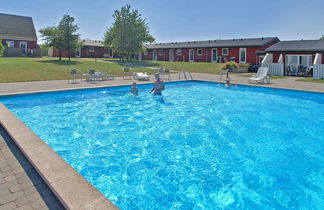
[
  {"x1": 86, "y1": 69, "x2": 114, "y2": 82},
  {"x1": 305, "y1": 66, "x2": 314, "y2": 77},
  {"x1": 297, "y1": 65, "x2": 307, "y2": 77},
  {"x1": 68, "y1": 68, "x2": 82, "y2": 84},
  {"x1": 123, "y1": 68, "x2": 132, "y2": 80},
  {"x1": 248, "y1": 67, "x2": 269, "y2": 84},
  {"x1": 163, "y1": 68, "x2": 171, "y2": 80},
  {"x1": 133, "y1": 72, "x2": 150, "y2": 81}
]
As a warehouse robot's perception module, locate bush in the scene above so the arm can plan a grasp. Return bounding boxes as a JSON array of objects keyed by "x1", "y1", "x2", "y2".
[
  {"x1": 0, "y1": 40, "x2": 4, "y2": 56},
  {"x1": 222, "y1": 62, "x2": 239, "y2": 70}
]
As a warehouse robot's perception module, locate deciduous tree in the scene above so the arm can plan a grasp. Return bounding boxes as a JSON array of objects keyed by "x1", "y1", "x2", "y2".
[
  {"x1": 104, "y1": 5, "x2": 155, "y2": 61},
  {"x1": 39, "y1": 15, "x2": 81, "y2": 61}
]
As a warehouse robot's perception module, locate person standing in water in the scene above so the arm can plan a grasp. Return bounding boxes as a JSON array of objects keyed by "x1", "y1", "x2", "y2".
[
  {"x1": 130, "y1": 82, "x2": 138, "y2": 95},
  {"x1": 149, "y1": 73, "x2": 165, "y2": 95}
]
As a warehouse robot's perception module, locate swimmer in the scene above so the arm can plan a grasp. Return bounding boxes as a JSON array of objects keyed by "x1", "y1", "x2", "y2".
[
  {"x1": 149, "y1": 73, "x2": 165, "y2": 95},
  {"x1": 130, "y1": 82, "x2": 138, "y2": 95}
]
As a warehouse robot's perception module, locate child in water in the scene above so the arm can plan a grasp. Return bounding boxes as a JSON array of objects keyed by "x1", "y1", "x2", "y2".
[{"x1": 130, "y1": 82, "x2": 138, "y2": 95}]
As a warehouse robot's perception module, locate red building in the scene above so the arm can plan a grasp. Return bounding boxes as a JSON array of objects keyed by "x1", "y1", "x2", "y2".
[
  {"x1": 142, "y1": 37, "x2": 279, "y2": 65},
  {"x1": 50, "y1": 39, "x2": 113, "y2": 58},
  {"x1": 0, "y1": 13, "x2": 39, "y2": 56}
]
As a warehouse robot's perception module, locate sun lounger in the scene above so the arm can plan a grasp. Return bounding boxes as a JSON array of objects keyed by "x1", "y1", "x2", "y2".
[
  {"x1": 133, "y1": 72, "x2": 150, "y2": 81},
  {"x1": 248, "y1": 67, "x2": 269, "y2": 84},
  {"x1": 86, "y1": 69, "x2": 114, "y2": 82}
]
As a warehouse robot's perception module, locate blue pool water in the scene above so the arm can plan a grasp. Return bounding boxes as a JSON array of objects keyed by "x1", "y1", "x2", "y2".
[{"x1": 1, "y1": 81, "x2": 324, "y2": 209}]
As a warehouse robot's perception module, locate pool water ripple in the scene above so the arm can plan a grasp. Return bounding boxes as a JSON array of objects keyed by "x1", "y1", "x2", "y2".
[{"x1": 1, "y1": 81, "x2": 323, "y2": 209}]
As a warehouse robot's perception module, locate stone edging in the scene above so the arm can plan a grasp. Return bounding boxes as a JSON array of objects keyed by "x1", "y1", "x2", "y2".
[{"x1": 0, "y1": 104, "x2": 118, "y2": 210}]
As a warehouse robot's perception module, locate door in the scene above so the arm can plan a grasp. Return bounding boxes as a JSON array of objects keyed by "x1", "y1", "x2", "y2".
[
  {"x1": 211, "y1": 48, "x2": 218, "y2": 62},
  {"x1": 75, "y1": 48, "x2": 81, "y2": 57},
  {"x1": 189, "y1": 49, "x2": 194, "y2": 62},
  {"x1": 153, "y1": 50, "x2": 157, "y2": 61},
  {"x1": 19, "y1": 41, "x2": 27, "y2": 55},
  {"x1": 259, "y1": 55, "x2": 265, "y2": 65},
  {"x1": 239, "y1": 48, "x2": 247, "y2": 63},
  {"x1": 169, "y1": 49, "x2": 174, "y2": 61},
  {"x1": 138, "y1": 53, "x2": 142, "y2": 61}
]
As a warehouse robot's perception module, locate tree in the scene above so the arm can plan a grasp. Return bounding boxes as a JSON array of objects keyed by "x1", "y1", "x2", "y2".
[
  {"x1": 103, "y1": 5, "x2": 155, "y2": 61},
  {"x1": 0, "y1": 40, "x2": 4, "y2": 56},
  {"x1": 39, "y1": 15, "x2": 81, "y2": 61}
]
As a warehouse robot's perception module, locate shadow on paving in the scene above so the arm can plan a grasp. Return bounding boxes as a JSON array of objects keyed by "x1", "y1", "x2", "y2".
[{"x1": 0, "y1": 126, "x2": 66, "y2": 210}]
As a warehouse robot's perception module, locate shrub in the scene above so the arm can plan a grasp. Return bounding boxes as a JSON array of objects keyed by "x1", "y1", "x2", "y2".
[
  {"x1": 0, "y1": 40, "x2": 4, "y2": 56},
  {"x1": 222, "y1": 62, "x2": 239, "y2": 70}
]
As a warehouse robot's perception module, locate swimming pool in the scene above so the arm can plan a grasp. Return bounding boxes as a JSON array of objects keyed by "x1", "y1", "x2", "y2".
[{"x1": 1, "y1": 81, "x2": 323, "y2": 209}]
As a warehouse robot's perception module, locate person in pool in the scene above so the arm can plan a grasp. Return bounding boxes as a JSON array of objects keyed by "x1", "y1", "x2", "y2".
[
  {"x1": 149, "y1": 73, "x2": 165, "y2": 95},
  {"x1": 130, "y1": 82, "x2": 138, "y2": 95}
]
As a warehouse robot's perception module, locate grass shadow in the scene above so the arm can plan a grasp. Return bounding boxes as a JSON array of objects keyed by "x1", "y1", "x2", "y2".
[{"x1": 37, "y1": 59, "x2": 81, "y2": 66}]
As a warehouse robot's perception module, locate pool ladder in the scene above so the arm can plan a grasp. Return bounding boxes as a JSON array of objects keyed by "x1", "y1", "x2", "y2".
[{"x1": 179, "y1": 71, "x2": 193, "y2": 80}]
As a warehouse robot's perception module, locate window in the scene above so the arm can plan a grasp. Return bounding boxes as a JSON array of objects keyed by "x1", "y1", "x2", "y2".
[
  {"x1": 144, "y1": 50, "x2": 148, "y2": 56},
  {"x1": 159, "y1": 49, "x2": 164, "y2": 55},
  {"x1": 197, "y1": 49, "x2": 203, "y2": 56},
  {"x1": 6, "y1": 41, "x2": 14, "y2": 48},
  {"x1": 88, "y1": 47, "x2": 94, "y2": 53},
  {"x1": 177, "y1": 49, "x2": 181, "y2": 55},
  {"x1": 239, "y1": 48, "x2": 247, "y2": 63},
  {"x1": 222, "y1": 48, "x2": 228, "y2": 55}
]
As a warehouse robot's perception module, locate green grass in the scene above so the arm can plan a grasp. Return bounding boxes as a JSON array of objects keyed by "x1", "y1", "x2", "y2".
[
  {"x1": 238, "y1": 73, "x2": 285, "y2": 79},
  {"x1": 0, "y1": 57, "x2": 151, "y2": 83},
  {"x1": 296, "y1": 78, "x2": 324, "y2": 83},
  {"x1": 99, "y1": 59, "x2": 225, "y2": 74}
]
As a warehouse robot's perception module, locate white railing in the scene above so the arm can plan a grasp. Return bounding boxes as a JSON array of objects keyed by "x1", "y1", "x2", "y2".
[
  {"x1": 261, "y1": 63, "x2": 284, "y2": 76},
  {"x1": 313, "y1": 64, "x2": 324, "y2": 79}
]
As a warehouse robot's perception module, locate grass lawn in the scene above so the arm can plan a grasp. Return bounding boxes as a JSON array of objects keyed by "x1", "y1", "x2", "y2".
[
  {"x1": 0, "y1": 57, "x2": 151, "y2": 83},
  {"x1": 99, "y1": 59, "x2": 225, "y2": 74},
  {"x1": 238, "y1": 73, "x2": 285, "y2": 79},
  {"x1": 296, "y1": 78, "x2": 324, "y2": 83}
]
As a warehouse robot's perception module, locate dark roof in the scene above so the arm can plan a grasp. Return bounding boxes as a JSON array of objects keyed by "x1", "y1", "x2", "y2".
[
  {"x1": 0, "y1": 13, "x2": 37, "y2": 41},
  {"x1": 81, "y1": 39, "x2": 104, "y2": 47},
  {"x1": 265, "y1": 40, "x2": 324, "y2": 52},
  {"x1": 146, "y1": 37, "x2": 279, "y2": 49}
]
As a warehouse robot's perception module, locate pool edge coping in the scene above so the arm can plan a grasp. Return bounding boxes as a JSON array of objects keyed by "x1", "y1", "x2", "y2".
[{"x1": 0, "y1": 104, "x2": 118, "y2": 210}]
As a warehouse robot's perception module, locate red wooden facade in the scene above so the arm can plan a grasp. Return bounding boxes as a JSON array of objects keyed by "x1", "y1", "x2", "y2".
[
  {"x1": 142, "y1": 39, "x2": 278, "y2": 64},
  {"x1": 52, "y1": 46, "x2": 113, "y2": 58}
]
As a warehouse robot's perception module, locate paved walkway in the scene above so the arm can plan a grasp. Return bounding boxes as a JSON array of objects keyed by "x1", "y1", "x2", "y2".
[
  {"x1": 0, "y1": 73, "x2": 323, "y2": 95},
  {"x1": 0, "y1": 127, "x2": 65, "y2": 210}
]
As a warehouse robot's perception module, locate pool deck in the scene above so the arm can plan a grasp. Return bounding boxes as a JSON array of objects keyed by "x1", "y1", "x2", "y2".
[
  {"x1": 0, "y1": 73, "x2": 323, "y2": 209},
  {"x1": 0, "y1": 73, "x2": 323, "y2": 96}
]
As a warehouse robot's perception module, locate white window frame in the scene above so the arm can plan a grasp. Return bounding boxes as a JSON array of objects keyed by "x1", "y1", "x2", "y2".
[
  {"x1": 75, "y1": 48, "x2": 81, "y2": 57},
  {"x1": 143, "y1": 50, "x2": 148, "y2": 56},
  {"x1": 88, "y1": 46, "x2": 95, "y2": 53},
  {"x1": 159, "y1": 49, "x2": 164, "y2": 56},
  {"x1": 211, "y1": 48, "x2": 218, "y2": 62},
  {"x1": 286, "y1": 54, "x2": 312, "y2": 66},
  {"x1": 239, "y1": 48, "x2": 247, "y2": 63},
  {"x1": 189, "y1": 49, "x2": 194, "y2": 62},
  {"x1": 6, "y1": 41, "x2": 14, "y2": 48},
  {"x1": 177, "y1": 49, "x2": 182, "y2": 55},
  {"x1": 222, "y1": 48, "x2": 229, "y2": 56},
  {"x1": 197, "y1": 49, "x2": 203, "y2": 56}
]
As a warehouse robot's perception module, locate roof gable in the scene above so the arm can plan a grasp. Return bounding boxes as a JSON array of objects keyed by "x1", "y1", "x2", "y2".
[
  {"x1": 146, "y1": 37, "x2": 279, "y2": 49},
  {"x1": 0, "y1": 13, "x2": 37, "y2": 41},
  {"x1": 265, "y1": 40, "x2": 324, "y2": 52}
]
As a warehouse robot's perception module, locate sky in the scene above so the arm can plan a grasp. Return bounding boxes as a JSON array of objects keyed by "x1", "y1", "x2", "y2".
[{"x1": 1, "y1": 0, "x2": 324, "y2": 43}]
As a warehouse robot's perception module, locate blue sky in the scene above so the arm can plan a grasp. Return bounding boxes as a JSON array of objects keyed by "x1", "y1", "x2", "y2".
[{"x1": 1, "y1": 0, "x2": 324, "y2": 43}]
